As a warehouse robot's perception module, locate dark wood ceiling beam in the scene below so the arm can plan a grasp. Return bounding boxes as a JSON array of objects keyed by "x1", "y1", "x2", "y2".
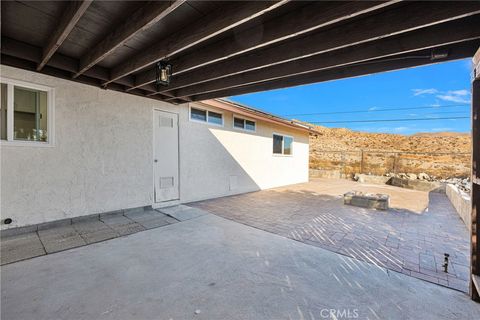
[
  {"x1": 1, "y1": 37, "x2": 190, "y2": 103},
  {"x1": 103, "y1": 0, "x2": 290, "y2": 86},
  {"x1": 159, "y1": 2, "x2": 480, "y2": 95},
  {"x1": 168, "y1": 98, "x2": 188, "y2": 105},
  {"x1": 130, "y1": 0, "x2": 401, "y2": 90},
  {"x1": 4, "y1": 54, "x2": 112, "y2": 90},
  {"x1": 3, "y1": 54, "x2": 178, "y2": 104},
  {"x1": 3, "y1": 37, "x2": 133, "y2": 87},
  {"x1": 73, "y1": 0, "x2": 185, "y2": 78},
  {"x1": 37, "y1": 0, "x2": 92, "y2": 71},
  {"x1": 189, "y1": 40, "x2": 480, "y2": 101},
  {"x1": 140, "y1": 83, "x2": 191, "y2": 101},
  {"x1": 173, "y1": 16, "x2": 480, "y2": 98}
]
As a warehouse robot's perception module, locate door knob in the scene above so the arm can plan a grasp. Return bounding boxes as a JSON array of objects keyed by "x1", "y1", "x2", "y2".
[{"x1": 154, "y1": 159, "x2": 158, "y2": 163}]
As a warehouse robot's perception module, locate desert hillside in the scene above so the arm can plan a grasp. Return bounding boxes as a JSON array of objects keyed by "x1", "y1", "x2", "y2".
[
  {"x1": 309, "y1": 125, "x2": 471, "y2": 153},
  {"x1": 308, "y1": 125, "x2": 471, "y2": 179}
]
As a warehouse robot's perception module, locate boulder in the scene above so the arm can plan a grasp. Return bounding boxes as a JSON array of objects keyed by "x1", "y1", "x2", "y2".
[
  {"x1": 406, "y1": 173, "x2": 417, "y2": 180},
  {"x1": 418, "y1": 172, "x2": 430, "y2": 180},
  {"x1": 355, "y1": 174, "x2": 391, "y2": 184}
]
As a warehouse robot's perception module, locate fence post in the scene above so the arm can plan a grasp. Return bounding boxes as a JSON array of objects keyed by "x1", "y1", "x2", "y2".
[
  {"x1": 360, "y1": 149, "x2": 364, "y2": 174},
  {"x1": 393, "y1": 153, "x2": 397, "y2": 174}
]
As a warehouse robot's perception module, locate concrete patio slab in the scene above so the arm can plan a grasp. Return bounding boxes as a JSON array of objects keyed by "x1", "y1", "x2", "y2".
[
  {"x1": 0, "y1": 232, "x2": 45, "y2": 265},
  {"x1": 191, "y1": 178, "x2": 470, "y2": 292},
  {"x1": 125, "y1": 209, "x2": 178, "y2": 229},
  {"x1": 38, "y1": 226, "x2": 86, "y2": 253},
  {"x1": 100, "y1": 215, "x2": 146, "y2": 236},
  {"x1": 1, "y1": 214, "x2": 478, "y2": 320},
  {"x1": 72, "y1": 220, "x2": 119, "y2": 244},
  {"x1": 157, "y1": 205, "x2": 209, "y2": 221},
  {"x1": 1, "y1": 210, "x2": 179, "y2": 265}
]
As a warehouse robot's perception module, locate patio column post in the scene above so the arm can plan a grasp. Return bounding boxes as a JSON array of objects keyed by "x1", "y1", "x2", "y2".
[{"x1": 471, "y1": 46, "x2": 480, "y2": 302}]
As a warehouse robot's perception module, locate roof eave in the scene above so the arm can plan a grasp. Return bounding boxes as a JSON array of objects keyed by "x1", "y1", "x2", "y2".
[{"x1": 194, "y1": 99, "x2": 316, "y2": 134}]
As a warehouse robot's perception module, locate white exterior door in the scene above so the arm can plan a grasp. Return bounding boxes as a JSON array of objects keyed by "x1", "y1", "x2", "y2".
[{"x1": 154, "y1": 110, "x2": 179, "y2": 202}]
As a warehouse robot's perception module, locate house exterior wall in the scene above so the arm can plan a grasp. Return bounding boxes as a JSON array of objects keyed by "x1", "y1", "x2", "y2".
[
  {"x1": 180, "y1": 103, "x2": 309, "y2": 202},
  {"x1": 0, "y1": 66, "x2": 309, "y2": 229}
]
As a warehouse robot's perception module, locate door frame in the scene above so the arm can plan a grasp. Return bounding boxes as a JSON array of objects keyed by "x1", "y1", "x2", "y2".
[{"x1": 152, "y1": 108, "x2": 181, "y2": 204}]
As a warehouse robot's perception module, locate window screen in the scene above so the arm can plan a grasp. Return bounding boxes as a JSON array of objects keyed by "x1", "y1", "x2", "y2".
[
  {"x1": 273, "y1": 134, "x2": 283, "y2": 154},
  {"x1": 13, "y1": 86, "x2": 48, "y2": 141},
  {"x1": 234, "y1": 117, "x2": 244, "y2": 129},
  {"x1": 234, "y1": 117, "x2": 255, "y2": 131},
  {"x1": 191, "y1": 107, "x2": 223, "y2": 125},
  {"x1": 245, "y1": 120, "x2": 256, "y2": 131},
  {"x1": 273, "y1": 134, "x2": 293, "y2": 155},
  {"x1": 208, "y1": 111, "x2": 223, "y2": 125},
  {"x1": 284, "y1": 136, "x2": 293, "y2": 155},
  {"x1": 0, "y1": 80, "x2": 53, "y2": 145},
  {"x1": 190, "y1": 107, "x2": 207, "y2": 122}
]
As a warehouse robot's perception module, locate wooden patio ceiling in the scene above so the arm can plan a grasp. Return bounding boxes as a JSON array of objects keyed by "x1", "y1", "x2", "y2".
[{"x1": 1, "y1": 1, "x2": 479, "y2": 104}]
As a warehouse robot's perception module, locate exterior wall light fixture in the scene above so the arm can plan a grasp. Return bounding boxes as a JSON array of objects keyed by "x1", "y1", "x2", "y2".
[{"x1": 156, "y1": 61, "x2": 172, "y2": 88}]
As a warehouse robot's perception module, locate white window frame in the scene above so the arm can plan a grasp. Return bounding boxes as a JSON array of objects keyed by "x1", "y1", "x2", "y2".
[
  {"x1": 232, "y1": 114, "x2": 256, "y2": 132},
  {"x1": 272, "y1": 132, "x2": 293, "y2": 156},
  {"x1": 188, "y1": 105, "x2": 224, "y2": 127},
  {"x1": 0, "y1": 77, "x2": 55, "y2": 147}
]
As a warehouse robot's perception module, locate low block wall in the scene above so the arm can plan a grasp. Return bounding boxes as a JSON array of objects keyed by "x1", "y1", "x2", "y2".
[
  {"x1": 446, "y1": 184, "x2": 471, "y2": 232},
  {"x1": 309, "y1": 169, "x2": 351, "y2": 180}
]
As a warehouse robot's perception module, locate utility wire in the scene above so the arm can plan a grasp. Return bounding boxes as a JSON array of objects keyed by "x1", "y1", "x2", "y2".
[
  {"x1": 309, "y1": 110, "x2": 470, "y2": 119},
  {"x1": 283, "y1": 104, "x2": 469, "y2": 117},
  {"x1": 403, "y1": 111, "x2": 470, "y2": 115},
  {"x1": 309, "y1": 116, "x2": 470, "y2": 124}
]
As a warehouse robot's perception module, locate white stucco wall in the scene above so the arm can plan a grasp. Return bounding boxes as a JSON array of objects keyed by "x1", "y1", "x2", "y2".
[
  {"x1": 0, "y1": 66, "x2": 309, "y2": 228},
  {"x1": 179, "y1": 103, "x2": 309, "y2": 203}
]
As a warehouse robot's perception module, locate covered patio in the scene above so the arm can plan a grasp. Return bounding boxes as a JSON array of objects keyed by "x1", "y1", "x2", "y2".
[{"x1": 1, "y1": 0, "x2": 480, "y2": 306}]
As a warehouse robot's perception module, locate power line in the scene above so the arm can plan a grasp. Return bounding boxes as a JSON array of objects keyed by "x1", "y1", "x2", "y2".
[
  {"x1": 283, "y1": 104, "x2": 469, "y2": 117},
  {"x1": 310, "y1": 110, "x2": 470, "y2": 119},
  {"x1": 405, "y1": 111, "x2": 470, "y2": 115},
  {"x1": 309, "y1": 116, "x2": 470, "y2": 124}
]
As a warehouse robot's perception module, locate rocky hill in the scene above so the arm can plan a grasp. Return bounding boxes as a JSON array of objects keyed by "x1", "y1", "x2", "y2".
[
  {"x1": 309, "y1": 126, "x2": 470, "y2": 153},
  {"x1": 308, "y1": 125, "x2": 471, "y2": 179}
]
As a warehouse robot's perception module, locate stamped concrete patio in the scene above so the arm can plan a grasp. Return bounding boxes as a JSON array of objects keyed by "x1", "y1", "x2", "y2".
[{"x1": 190, "y1": 178, "x2": 471, "y2": 292}]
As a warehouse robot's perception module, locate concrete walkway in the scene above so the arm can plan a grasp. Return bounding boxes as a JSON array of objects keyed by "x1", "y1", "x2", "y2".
[
  {"x1": 191, "y1": 179, "x2": 470, "y2": 292},
  {"x1": 1, "y1": 208, "x2": 179, "y2": 265},
  {"x1": 2, "y1": 213, "x2": 479, "y2": 320}
]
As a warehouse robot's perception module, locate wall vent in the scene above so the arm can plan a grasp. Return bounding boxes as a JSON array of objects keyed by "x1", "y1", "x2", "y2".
[{"x1": 160, "y1": 177, "x2": 174, "y2": 188}]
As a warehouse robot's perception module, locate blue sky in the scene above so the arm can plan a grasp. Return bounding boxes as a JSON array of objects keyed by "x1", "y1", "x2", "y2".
[{"x1": 229, "y1": 59, "x2": 473, "y2": 135}]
